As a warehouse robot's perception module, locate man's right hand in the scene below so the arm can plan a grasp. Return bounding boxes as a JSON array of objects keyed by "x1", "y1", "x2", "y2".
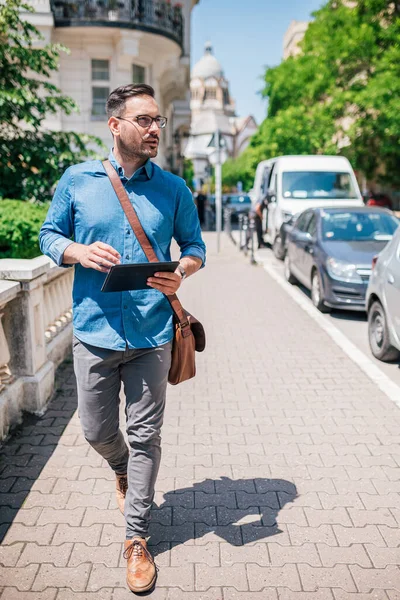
[{"x1": 64, "y1": 242, "x2": 121, "y2": 272}]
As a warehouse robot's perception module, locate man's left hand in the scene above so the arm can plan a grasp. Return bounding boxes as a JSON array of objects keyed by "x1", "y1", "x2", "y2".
[{"x1": 147, "y1": 271, "x2": 182, "y2": 295}]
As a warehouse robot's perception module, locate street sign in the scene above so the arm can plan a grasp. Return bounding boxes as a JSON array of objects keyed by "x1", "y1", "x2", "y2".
[
  {"x1": 207, "y1": 133, "x2": 216, "y2": 148},
  {"x1": 208, "y1": 148, "x2": 228, "y2": 166},
  {"x1": 207, "y1": 132, "x2": 227, "y2": 149},
  {"x1": 207, "y1": 131, "x2": 228, "y2": 165}
]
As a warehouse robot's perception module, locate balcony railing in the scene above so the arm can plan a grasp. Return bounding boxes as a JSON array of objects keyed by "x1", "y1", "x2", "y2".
[{"x1": 50, "y1": 0, "x2": 184, "y2": 48}]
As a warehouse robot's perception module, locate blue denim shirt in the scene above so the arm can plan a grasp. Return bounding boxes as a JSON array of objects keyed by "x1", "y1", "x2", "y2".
[{"x1": 39, "y1": 151, "x2": 206, "y2": 350}]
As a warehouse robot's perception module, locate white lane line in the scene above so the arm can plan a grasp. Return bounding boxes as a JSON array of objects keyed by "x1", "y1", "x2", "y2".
[{"x1": 256, "y1": 252, "x2": 400, "y2": 407}]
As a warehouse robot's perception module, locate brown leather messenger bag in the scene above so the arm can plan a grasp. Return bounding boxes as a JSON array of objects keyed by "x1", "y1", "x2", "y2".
[{"x1": 102, "y1": 159, "x2": 206, "y2": 385}]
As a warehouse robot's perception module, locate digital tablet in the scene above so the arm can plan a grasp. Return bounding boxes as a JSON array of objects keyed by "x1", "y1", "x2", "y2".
[{"x1": 101, "y1": 261, "x2": 180, "y2": 293}]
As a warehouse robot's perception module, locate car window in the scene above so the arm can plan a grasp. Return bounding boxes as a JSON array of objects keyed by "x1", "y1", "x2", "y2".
[
  {"x1": 306, "y1": 214, "x2": 317, "y2": 237},
  {"x1": 282, "y1": 171, "x2": 359, "y2": 199},
  {"x1": 296, "y1": 211, "x2": 313, "y2": 232},
  {"x1": 261, "y1": 165, "x2": 274, "y2": 197},
  {"x1": 321, "y1": 210, "x2": 398, "y2": 241},
  {"x1": 227, "y1": 195, "x2": 251, "y2": 204},
  {"x1": 270, "y1": 173, "x2": 277, "y2": 193}
]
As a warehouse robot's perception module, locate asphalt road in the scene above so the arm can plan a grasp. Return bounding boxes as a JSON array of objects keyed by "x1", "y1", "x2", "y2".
[{"x1": 255, "y1": 244, "x2": 400, "y2": 389}]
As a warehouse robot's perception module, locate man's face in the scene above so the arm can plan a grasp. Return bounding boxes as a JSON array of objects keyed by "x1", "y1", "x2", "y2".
[{"x1": 109, "y1": 95, "x2": 162, "y2": 160}]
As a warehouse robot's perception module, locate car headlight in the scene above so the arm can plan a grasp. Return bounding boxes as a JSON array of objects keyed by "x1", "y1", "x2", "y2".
[{"x1": 326, "y1": 258, "x2": 362, "y2": 283}]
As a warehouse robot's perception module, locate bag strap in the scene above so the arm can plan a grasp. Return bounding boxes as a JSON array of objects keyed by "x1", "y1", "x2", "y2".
[{"x1": 102, "y1": 159, "x2": 190, "y2": 330}]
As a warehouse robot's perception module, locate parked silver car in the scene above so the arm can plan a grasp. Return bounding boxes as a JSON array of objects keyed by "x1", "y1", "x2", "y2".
[{"x1": 367, "y1": 225, "x2": 400, "y2": 361}]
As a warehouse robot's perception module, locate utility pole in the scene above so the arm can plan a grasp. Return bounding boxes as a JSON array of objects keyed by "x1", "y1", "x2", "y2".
[
  {"x1": 207, "y1": 128, "x2": 226, "y2": 253},
  {"x1": 215, "y1": 129, "x2": 222, "y2": 253}
]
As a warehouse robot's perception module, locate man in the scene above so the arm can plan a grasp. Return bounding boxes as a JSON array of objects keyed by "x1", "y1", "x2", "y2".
[
  {"x1": 39, "y1": 84, "x2": 206, "y2": 593},
  {"x1": 195, "y1": 191, "x2": 207, "y2": 225},
  {"x1": 254, "y1": 196, "x2": 268, "y2": 249}
]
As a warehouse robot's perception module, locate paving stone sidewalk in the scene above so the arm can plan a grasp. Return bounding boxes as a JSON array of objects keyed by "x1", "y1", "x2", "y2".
[{"x1": 1, "y1": 231, "x2": 400, "y2": 599}]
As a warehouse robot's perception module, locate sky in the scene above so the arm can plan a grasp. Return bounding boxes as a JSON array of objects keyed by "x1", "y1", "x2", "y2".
[{"x1": 191, "y1": 0, "x2": 324, "y2": 125}]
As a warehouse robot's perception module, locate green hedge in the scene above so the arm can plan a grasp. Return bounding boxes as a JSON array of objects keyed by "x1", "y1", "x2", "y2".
[{"x1": 0, "y1": 199, "x2": 49, "y2": 259}]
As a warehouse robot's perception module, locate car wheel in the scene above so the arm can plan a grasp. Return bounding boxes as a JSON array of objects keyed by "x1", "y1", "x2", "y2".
[
  {"x1": 368, "y1": 300, "x2": 400, "y2": 362},
  {"x1": 284, "y1": 255, "x2": 297, "y2": 284},
  {"x1": 273, "y1": 235, "x2": 286, "y2": 260},
  {"x1": 311, "y1": 269, "x2": 330, "y2": 313}
]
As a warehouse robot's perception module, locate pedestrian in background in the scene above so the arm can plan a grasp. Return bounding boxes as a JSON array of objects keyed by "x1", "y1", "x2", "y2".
[
  {"x1": 254, "y1": 196, "x2": 268, "y2": 248},
  {"x1": 39, "y1": 84, "x2": 206, "y2": 594},
  {"x1": 195, "y1": 191, "x2": 207, "y2": 225}
]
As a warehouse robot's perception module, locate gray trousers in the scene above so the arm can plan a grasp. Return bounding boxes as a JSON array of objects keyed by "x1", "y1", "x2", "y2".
[{"x1": 73, "y1": 336, "x2": 172, "y2": 539}]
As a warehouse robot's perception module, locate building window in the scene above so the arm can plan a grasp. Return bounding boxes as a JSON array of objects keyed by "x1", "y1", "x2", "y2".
[
  {"x1": 132, "y1": 64, "x2": 145, "y2": 84},
  {"x1": 223, "y1": 89, "x2": 230, "y2": 105},
  {"x1": 92, "y1": 87, "x2": 109, "y2": 116},
  {"x1": 204, "y1": 88, "x2": 217, "y2": 100},
  {"x1": 91, "y1": 59, "x2": 109, "y2": 81}
]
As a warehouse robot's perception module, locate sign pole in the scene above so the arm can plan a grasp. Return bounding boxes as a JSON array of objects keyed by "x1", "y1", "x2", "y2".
[{"x1": 215, "y1": 129, "x2": 222, "y2": 253}]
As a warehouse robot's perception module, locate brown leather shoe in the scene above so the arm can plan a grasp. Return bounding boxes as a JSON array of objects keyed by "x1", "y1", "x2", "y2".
[
  {"x1": 115, "y1": 474, "x2": 128, "y2": 514},
  {"x1": 124, "y1": 538, "x2": 157, "y2": 593}
]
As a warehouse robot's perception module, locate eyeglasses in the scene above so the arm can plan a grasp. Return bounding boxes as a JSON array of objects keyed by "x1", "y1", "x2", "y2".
[{"x1": 116, "y1": 115, "x2": 168, "y2": 129}]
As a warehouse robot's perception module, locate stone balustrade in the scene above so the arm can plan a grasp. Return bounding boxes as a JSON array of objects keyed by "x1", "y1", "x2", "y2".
[{"x1": 0, "y1": 257, "x2": 73, "y2": 440}]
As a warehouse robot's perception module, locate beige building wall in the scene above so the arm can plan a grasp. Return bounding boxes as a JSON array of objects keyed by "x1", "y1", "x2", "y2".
[
  {"x1": 283, "y1": 20, "x2": 309, "y2": 59},
  {"x1": 25, "y1": 0, "x2": 199, "y2": 169}
]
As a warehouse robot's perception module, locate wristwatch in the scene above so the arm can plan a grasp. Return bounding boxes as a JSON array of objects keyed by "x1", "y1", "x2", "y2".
[{"x1": 177, "y1": 265, "x2": 187, "y2": 281}]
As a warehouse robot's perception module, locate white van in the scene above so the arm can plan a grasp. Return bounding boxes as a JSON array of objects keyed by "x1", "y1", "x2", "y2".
[{"x1": 252, "y1": 155, "x2": 364, "y2": 259}]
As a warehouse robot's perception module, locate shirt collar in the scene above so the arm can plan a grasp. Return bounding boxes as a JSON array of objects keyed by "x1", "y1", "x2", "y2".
[{"x1": 108, "y1": 149, "x2": 152, "y2": 181}]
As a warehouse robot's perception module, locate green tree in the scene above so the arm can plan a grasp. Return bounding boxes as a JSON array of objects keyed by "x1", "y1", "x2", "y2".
[
  {"x1": 0, "y1": 0, "x2": 105, "y2": 202},
  {"x1": 222, "y1": 153, "x2": 254, "y2": 192},
  {"x1": 182, "y1": 158, "x2": 195, "y2": 190},
  {"x1": 0, "y1": 200, "x2": 48, "y2": 258},
  {"x1": 224, "y1": 0, "x2": 400, "y2": 188}
]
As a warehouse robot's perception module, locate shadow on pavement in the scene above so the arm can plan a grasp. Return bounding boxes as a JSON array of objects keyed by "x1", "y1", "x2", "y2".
[
  {"x1": 149, "y1": 476, "x2": 298, "y2": 558},
  {"x1": 294, "y1": 281, "x2": 369, "y2": 322},
  {"x1": 0, "y1": 356, "x2": 77, "y2": 543},
  {"x1": 327, "y1": 309, "x2": 367, "y2": 322}
]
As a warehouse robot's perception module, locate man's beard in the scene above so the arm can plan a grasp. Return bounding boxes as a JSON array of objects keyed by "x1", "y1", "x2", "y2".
[{"x1": 119, "y1": 135, "x2": 159, "y2": 160}]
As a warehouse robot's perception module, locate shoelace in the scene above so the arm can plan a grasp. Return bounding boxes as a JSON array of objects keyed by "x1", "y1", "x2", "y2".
[
  {"x1": 123, "y1": 540, "x2": 155, "y2": 566},
  {"x1": 118, "y1": 476, "x2": 128, "y2": 495}
]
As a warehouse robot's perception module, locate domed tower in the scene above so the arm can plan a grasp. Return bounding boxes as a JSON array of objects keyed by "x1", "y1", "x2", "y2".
[
  {"x1": 184, "y1": 42, "x2": 257, "y2": 190},
  {"x1": 190, "y1": 42, "x2": 235, "y2": 118}
]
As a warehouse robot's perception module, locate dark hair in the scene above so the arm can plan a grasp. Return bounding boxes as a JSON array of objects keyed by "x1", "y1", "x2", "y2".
[{"x1": 106, "y1": 84, "x2": 155, "y2": 118}]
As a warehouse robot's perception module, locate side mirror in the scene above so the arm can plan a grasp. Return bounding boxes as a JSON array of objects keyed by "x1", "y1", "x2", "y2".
[{"x1": 266, "y1": 188, "x2": 276, "y2": 203}]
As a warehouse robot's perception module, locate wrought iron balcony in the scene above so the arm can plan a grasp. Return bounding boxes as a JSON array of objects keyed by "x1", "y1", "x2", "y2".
[{"x1": 50, "y1": 0, "x2": 184, "y2": 48}]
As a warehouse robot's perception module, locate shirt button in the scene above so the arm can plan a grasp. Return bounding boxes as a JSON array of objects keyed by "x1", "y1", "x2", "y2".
[
  {"x1": 124, "y1": 305, "x2": 128, "y2": 310},
  {"x1": 126, "y1": 255, "x2": 130, "y2": 260},
  {"x1": 126, "y1": 230, "x2": 130, "y2": 235}
]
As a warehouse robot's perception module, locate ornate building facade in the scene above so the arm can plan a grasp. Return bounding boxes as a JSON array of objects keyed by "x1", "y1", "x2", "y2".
[
  {"x1": 283, "y1": 20, "x2": 310, "y2": 59},
  {"x1": 184, "y1": 42, "x2": 257, "y2": 188},
  {"x1": 24, "y1": 0, "x2": 199, "y2": 170}
]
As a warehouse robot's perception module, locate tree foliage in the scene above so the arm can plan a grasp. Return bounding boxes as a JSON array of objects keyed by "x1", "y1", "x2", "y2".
[
  {"x1": 0, "y1": 0, "x2": 105, "y2": 202},
  {"x1": 224, "y1": 0, "x2": 400, "y2": 189},
  {"x1": 182, "y1": 158, "x2": 195, "y2": 190},
  {"x1": 0, "y1": 200, "x2": 49, "y2": 258}
]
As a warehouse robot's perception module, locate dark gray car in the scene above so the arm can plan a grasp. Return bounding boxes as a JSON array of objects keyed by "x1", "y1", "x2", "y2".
[{"x1": 284, "y1": 207, "x2": 399, "y2": 312}]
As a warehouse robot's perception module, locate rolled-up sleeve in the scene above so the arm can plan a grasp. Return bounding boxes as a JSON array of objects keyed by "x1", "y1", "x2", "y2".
[
  {"x1": 173, "y1": 182, "x2": 206, "y2": 266},
  {"x1": 39, "y1": 168, "x2": 75, "y2": 267}
]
